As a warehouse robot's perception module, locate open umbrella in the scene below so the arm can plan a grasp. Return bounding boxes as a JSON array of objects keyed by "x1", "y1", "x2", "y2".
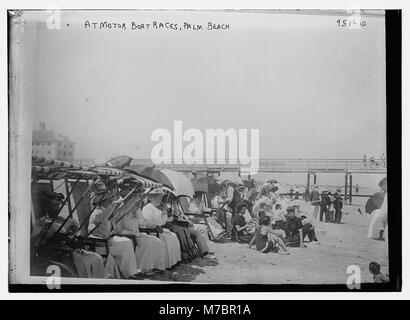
[
  {"x1": 124, "y1": 165, "x2": 174, "y2": 189},
  {"x1": 260, "y1": 183, "x2": 279, "y2": 194},
  {"x1": 365, "y1": 192, "x2": 385, "y2": 214},
  {"x1": 216, "y1": 172, "x2": 243, "y2": 186},
  {"x1": 192, "y1": 176, "x2": 221, "y2": 194},
  {"x1": 160, "y1": 169, "x2": 195, "y2": 198},
  {"x1": 105, "y1": 155, "x2": 133, "y2": 169}
]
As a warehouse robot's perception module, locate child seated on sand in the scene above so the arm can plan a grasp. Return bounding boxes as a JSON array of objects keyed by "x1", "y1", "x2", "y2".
[
  {"x1": 249, "y1": 216, "x2": 289, "y2": 254},
  {"x1": 369, "y1": 262, "x2": 389, "y2": 283},
  {"x1": 300, "y1": 215, "x2": 320, "y2": 244}
]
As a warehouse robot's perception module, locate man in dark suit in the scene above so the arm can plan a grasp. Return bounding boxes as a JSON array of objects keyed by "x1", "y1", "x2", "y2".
[
  {"x1": 333, "y1": 188, "x2": 343, "y2": 223},
  {"x1": 319, "y1": 191, "x2": 329, "y2": 222}
]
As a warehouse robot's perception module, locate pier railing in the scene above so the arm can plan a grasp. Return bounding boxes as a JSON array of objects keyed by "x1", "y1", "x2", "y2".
[
  {"x1": 73, "y1": 158, "x2": 387, "y2": 174},
  {"x1": 158, "y1": 159, "x2": 387, "y2": 174}
]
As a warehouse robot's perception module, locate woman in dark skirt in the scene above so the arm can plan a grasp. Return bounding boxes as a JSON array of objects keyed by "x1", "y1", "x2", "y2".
[{"x1": 231, "y1": 204, "x2": 254, "y2": 243}]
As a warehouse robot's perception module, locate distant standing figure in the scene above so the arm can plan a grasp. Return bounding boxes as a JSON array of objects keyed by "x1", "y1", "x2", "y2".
[
  {"x1": 319, "y1": 191, "x2": 329, "y2": 222},
  {"x1": 363, "y1": 154, "x2": 367, "y2": 168},
  {"x1": 310, "y1": 186, "x2": 320, "y2": 220},
  {"x1": 333, "y1": 188, "x2": 343, "y2": 223},
  {"x1": 381, "y1": 153, "x2": 386, "y2": 168},
  {"x1": 294, "y1": 186, "x2": 300, "y2": 200},
  {"x1": 355, "y1": 184, "x2": 359, "y2": 194}
]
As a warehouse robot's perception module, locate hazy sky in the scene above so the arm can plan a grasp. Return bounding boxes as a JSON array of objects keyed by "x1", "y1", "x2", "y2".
[{"x1": 28, "y1": 10, "x2": 386, "y2": 162}]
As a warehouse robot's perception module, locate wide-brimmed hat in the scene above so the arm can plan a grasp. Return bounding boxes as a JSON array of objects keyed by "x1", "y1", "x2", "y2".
[
  {"x1": 93, "y1": 191, "x2": 115, "y2": 205},
  {"x1": 91, "y1": 178, "x2": 110, "y2": 196},
  {"x1": 148, "y1": 188, "x2": 165, "y2": 196},
  {"x1": 265, "y1": 199, "x2": 274, "y2": 206},
  {"x1": 286, "y1": 206, "x2": 296, "y2": 213},
  {"x1": 41, "y1": 191, "x2": 64, "y2": 201}
]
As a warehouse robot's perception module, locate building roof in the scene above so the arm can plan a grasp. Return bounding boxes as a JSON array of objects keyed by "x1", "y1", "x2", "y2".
[
  {"x1": 33, "y1": 130, "x2": 75, "y2": 144},
  {"x1": 32, "y1": 130, "x2": 56, "y2": 142}
]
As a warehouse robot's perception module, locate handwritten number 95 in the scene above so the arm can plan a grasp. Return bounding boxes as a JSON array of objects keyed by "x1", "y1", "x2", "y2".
[{"x1": 336, "y1": 19, "x2": 366, "y2": 28}]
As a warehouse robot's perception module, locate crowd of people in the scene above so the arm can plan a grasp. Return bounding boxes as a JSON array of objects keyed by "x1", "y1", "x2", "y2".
[
  {"x1": 309, "y1": 186, "x2": 344, "y2": 223},
  {"x1": 200, "y1": 179, "x2": 322, "y2": 255},
  {"x1": 362, "y1": 154, "x2": 386, "y2": 169},
  {"x1": 33, "y1": 180, "x2": 218, "y2": 279},
  {"x1": 32, "y1": 165, "x2": 389, "y2": 283}
]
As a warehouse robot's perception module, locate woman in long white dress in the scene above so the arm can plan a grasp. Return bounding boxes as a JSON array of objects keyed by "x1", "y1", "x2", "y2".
[
  {"x1": 116, "y1": 206, "x2": 166, "y2": 273},
  {"x1": 367, "y1": 177, "x2": 388, "y2": 241},
  {"x1": 140, "y1": 191, "x2": 181, "y2": 268}
]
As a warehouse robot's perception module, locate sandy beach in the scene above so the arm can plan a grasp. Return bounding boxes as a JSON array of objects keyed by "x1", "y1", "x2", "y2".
[{"x1": 147, "y1": 199, "x2": 388, "y2": 285}]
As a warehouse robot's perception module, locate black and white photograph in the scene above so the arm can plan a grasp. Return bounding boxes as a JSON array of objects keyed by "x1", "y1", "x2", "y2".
[{"x1": 6, "y1": 6, "x2": 402, "y2": 293}]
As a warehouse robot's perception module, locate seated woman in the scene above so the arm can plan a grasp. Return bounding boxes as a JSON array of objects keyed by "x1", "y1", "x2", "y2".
[
  {"x1": 139, "y1": 189, "x2": 181, "y2": 269},
  {"x1": 88, "y1": 191, "x2": 140, "y2": 279},
  {"x1": 272, "y1": 203, "x2": 287, "y2": 230},
  {"x1": 261, "y1": 199, "x2": 275, "y2": 222},
  {"x1": 231, "y1": 203, "x2": 254, "y2": 243},
  {"x1": 250, "y1": 216, "x2": 289, "y2": 254},
  {"x1": 166, "y1": 201, "x2": 214, "y2": 261},
  {"x1": 252, "y1": 200, "x2": 267, "y2": 219},
  {"x1": 116, "y1": 201, "x2": 167, "y2": 275},
  {"x1": 188, "y1": 193, "x2": 224, "y2": 240},
  {"x1": 212, "y1": 192, "x2": 233, "y2": 233},
  {"x1": 32, "y1": 190, "x2": 75, "y2": 236}
]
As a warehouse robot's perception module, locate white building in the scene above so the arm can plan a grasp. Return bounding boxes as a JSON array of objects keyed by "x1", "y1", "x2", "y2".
[{"x1": 32, "y1": 122, "x2": 75, "y2": 161}]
